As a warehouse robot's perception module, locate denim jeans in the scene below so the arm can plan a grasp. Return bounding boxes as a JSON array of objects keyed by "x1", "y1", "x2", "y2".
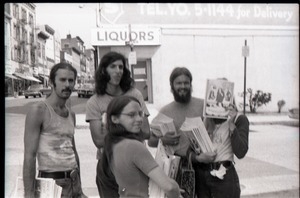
[{"x1": 194, "y1": 164, "x2": 241, "y2": 198}]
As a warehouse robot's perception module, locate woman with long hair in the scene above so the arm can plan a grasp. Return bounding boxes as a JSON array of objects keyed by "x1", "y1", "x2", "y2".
[{"x1": 101, "y1": 95, "x2": 181, "y2": 198}]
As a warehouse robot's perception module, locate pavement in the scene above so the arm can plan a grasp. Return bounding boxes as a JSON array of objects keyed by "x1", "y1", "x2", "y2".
[
  {"x1": 5, "y1": 96, "x2": 299, "y2": 198},
  {"x1": 74, "y1": 105, "x2": 299, "y2": 198}
]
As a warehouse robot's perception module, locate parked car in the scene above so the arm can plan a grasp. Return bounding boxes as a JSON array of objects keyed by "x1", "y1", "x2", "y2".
[
  {"x1": 24, "y1": 84, "x2": 51, "y2": 99},
  {"x1": 77, "y1": 83, "x2": 95, "y2": 98}
]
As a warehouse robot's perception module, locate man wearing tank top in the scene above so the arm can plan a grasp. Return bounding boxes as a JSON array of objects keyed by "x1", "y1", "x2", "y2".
[{"x1": 23, "y1": 63, "x2": 87, "y2": 198}]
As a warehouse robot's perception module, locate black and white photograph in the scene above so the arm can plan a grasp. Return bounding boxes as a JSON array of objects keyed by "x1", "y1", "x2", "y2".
[{"x1": 4, "y1": 3, "x2": 299, "y2": 198}]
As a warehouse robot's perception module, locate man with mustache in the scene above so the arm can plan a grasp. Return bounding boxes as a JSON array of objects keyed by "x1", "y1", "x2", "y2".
[
  {"x1": 148, "y1": 67, "x2": 211, "y2": 156},
  {"x1": 148, "y1": 67, "x2": 216, "y2": 197},
  {"x1": 23, "y1": 63, "x2": 87, "y2": 197}
]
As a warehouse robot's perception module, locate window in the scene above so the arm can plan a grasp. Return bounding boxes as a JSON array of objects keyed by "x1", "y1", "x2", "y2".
[
  {"x1": 37, "y1": 42, "x2": 41, "y2": 58},
  {"x1": 29, "y1": 33, "x2": 34, "y2": 43},
  {"x1": 64, "y1": 44, "x2": 69, "y2": 48},
  {"x1": 17, "y1": 47, "x2": 21, "y2": 61},
  {"x1": 29, "y1": 14, "x2": 34, "y2": 26},
  {"x1": 13, "y1": 4, "x2": 19, "y2": 19},
  {"x1": 22, "y1": 28, "x2": 27, "y2": 43},
  {"x1": 21, "y1": 8, "x2": 27, "y2": 23},
  {"x1": 13, "y1": 23, "x2": 17, "y2": 39},
  {"x1": 31, "y1": 49, "x2": 35, "y2": 64},
  {"x1": 24, "y1": 50, "x2": 28, "y2": 64}
]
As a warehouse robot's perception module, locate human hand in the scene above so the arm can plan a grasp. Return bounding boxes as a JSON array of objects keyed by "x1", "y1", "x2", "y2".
[
  {"x1": 226, "y1": 104, "x2": 238, "y2": 134},
  {"x1": 151, "y1": 128, "x2": 163, "y2": 138},
  {"x1": 227, "y1": 104, "x2": 238, "y2": 123},
  {"x1": 161, "y1": 131, "x2": 180, "y2": 146},
  {"x1": 195, "y1": 151, "x2": 217, "y2": 163},
  {"x1": 179, "y1": 188, "x2": 186, "y2": 198}
]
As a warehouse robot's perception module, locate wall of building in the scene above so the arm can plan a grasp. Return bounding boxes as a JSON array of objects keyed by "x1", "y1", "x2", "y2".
[
  {"x1": 151, "y1": 27, "x2": 299, "y2": 111},
  {"x1": 93, "y1": 3, "x2": 299, "y2": 112}
]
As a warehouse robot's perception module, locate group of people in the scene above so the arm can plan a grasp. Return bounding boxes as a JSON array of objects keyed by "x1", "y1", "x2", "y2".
[{"x1": 23, "y1": 51, "x2": 249, "y2": 198}]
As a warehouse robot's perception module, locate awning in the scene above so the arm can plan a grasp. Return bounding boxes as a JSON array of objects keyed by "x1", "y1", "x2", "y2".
[
  {"x1": 5, "y1": 73, "x2": 20, "y2": 80},
  {"x1": 13, "y1": 73, "x2": 41, "y2": 83},
  {"x1": 39, "y1": 74, "x2": 49, "y2": 80},
  {"x1": 27, "y1": 76, "x2": 42, "y2": 82}
]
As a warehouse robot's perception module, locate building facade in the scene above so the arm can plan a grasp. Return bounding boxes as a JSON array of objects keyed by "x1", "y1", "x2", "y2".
[
  {"x1": 5, "y1": 3, "x2": 95, "y2": 96},
  {"x1": 5, "y1": 3, "x2": 41, "y2": 96},
  {"x1": 91, "y1": 3, "x2": 299, "y2": 112}
]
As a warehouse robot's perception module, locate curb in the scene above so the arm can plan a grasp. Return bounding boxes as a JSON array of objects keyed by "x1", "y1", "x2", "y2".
[
  {"x1": 250, "y1": 120, "x2": 299, "y2": 127},
  {"x1": 75, "y1": 120, "x2": 299, "y2": 130},
  {"x1": 241, "y1": 188, "x2": 299, "y2": 198}
]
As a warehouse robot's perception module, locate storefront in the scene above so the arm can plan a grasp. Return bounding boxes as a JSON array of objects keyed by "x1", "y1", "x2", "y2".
[
  {"x1": 91, "y1": 3, "x2": 299, "y2": 111},
  {"x1": 5, "y1": 73, "x2": 20, "y2": 97}
]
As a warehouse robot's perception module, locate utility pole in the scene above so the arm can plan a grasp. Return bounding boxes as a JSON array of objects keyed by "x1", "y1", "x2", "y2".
[
  {"x1": 127, "y1": 24, "x2": 137, "y2": 67},
  {"x1": 242, "y1": 40, "x2": 249, "y2": 115}
]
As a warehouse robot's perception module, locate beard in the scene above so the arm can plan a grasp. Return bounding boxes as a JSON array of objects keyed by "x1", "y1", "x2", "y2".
[{"x1": 172, "y1": 88, "x2": 192, "y2": 103}]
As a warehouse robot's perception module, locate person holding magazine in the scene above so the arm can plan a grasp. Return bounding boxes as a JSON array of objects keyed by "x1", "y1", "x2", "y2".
[
  {"x1": 23, "y1": 63, "x2": 86, "y2": 198},
  {"x1": 148, "y1": 67, "x2": 217, "y2": 197},
  {"x1": 188, "y1": 78, "x2": 249, "y2": 198},
  {"x1": 101, "y1": 95, "x2": 181, "y2": 198}
]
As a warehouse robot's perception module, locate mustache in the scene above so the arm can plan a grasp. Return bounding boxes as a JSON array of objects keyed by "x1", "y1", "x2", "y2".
[{"x1": 62, "y1": 88, "x2": 72, "y2": 92}]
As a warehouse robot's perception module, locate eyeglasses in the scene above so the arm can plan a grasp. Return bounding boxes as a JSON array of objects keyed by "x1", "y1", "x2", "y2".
[{"x1": 120, "y1": 111, "x2": 145, "y2": 118}]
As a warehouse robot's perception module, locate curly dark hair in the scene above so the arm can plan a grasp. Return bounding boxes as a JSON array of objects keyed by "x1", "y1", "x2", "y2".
[{"x1": 95, "y1": 51, "x2": 134, "y2": 95}]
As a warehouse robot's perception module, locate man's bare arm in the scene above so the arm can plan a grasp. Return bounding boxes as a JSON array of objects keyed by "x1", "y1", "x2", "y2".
[{"x1": 23, "y1": 103, "x2": 45, "y2": 198}]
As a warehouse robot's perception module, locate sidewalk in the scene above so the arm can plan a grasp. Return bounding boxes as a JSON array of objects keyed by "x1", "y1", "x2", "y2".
[
  {"x1": 75, "y1": 109, "x2": 299, "y2": 128},
  {"x1": 75, "y1": 106, "x2": 299, "y2": 198}
]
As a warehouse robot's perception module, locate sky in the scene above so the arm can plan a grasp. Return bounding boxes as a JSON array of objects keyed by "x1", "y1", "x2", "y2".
[{"x1": 35, "y1": 3, "x2": 99, "y2": 49}]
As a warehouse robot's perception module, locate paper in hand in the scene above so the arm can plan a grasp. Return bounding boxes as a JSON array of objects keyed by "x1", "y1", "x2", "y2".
[{"x1": 150, "y1": 113, "x2": 176, "y2": 137}]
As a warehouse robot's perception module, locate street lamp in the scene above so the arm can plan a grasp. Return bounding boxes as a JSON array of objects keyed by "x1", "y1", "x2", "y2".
[
  {"x1": 78, "y1": 3, "x2": 101, "y2": 27},
  {"x1": 78, "y1": 3, "x2": 101, "y2": 83}
]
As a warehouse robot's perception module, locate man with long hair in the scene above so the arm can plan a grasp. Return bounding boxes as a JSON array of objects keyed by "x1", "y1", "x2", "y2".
[{"x1": 85, "y1": 51, "x2": 150, "y2": 198}]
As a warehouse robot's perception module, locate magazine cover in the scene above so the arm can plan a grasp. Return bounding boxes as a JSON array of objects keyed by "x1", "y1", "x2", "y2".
[{"x1": 204, "y1": 79, "x2": 234, "y2": 119}]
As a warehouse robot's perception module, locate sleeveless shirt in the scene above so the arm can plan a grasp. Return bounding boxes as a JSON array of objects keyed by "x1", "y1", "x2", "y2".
[{"x1": 37, "y1": 101, "x2": 78, "y2": 171}]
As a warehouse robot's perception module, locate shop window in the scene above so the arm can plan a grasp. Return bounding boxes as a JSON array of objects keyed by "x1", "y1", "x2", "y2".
[{"x1": 13, "y1": 4, "x2": 19, "y2": 19}]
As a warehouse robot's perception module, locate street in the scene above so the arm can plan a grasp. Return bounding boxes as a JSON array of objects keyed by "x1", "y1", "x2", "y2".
[{"x1": 5, "y1": 94, "x2": 299, "y2": 198}]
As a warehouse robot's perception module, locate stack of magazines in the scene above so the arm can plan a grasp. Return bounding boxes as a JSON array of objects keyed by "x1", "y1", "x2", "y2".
[
  {"x1": 180, "y1": 117, "x2": 214, "y2": 154},
  {"x1": 13, "y1": 177, "x2": 62, "y2": 198},
  {"x1": 148, "y1": 140, "x2": 180, "y2": 198},
  {"x1": 150, "y1": 112, "x2": 176, "y2": 137},
  {"x1": 148, "y1": 113, "x2": 180, "y2": 198}
]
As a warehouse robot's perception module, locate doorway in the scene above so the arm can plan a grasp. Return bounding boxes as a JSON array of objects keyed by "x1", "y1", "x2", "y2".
[{"x1": 131, "y1": 60, "x2": 153, "y2": 103}]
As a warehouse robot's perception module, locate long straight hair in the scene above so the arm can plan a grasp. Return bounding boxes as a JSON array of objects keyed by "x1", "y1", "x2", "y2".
[{"x1": 100, "y1": 96, "x2": 144, "y2": 187}]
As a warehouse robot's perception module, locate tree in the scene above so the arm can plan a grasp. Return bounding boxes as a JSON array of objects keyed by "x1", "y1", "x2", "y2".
[
  {"x1": 240, "y1": 88, "x2": 272, "y2": 113},
  {"x1": 277, "y1": 100, "x2": 286, "y2": 113}
]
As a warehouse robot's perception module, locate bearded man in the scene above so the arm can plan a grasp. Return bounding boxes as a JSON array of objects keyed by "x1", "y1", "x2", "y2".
[{"x1": 148, "y1": 67, "x2": 214, "y2": 158}]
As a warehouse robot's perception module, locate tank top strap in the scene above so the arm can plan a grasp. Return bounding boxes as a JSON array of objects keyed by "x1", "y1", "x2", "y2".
[
  {"x1": 42, "y1": 100, "x2": 70, "y2": 119},
  {"x1": 42, "y1": 100, "x2": 57, "y2": 118}
]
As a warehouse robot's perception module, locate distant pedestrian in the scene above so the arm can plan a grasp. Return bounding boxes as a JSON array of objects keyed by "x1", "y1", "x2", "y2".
[
  {"x1": 85, "y1": 51, "x2": 151, "y2": 197},
  {"x1": 23, "y1": 62, "x2": 87, "y2": 197},
  {"x1": 101, "y1": 95, "x2": 181, "y2": 197}
]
